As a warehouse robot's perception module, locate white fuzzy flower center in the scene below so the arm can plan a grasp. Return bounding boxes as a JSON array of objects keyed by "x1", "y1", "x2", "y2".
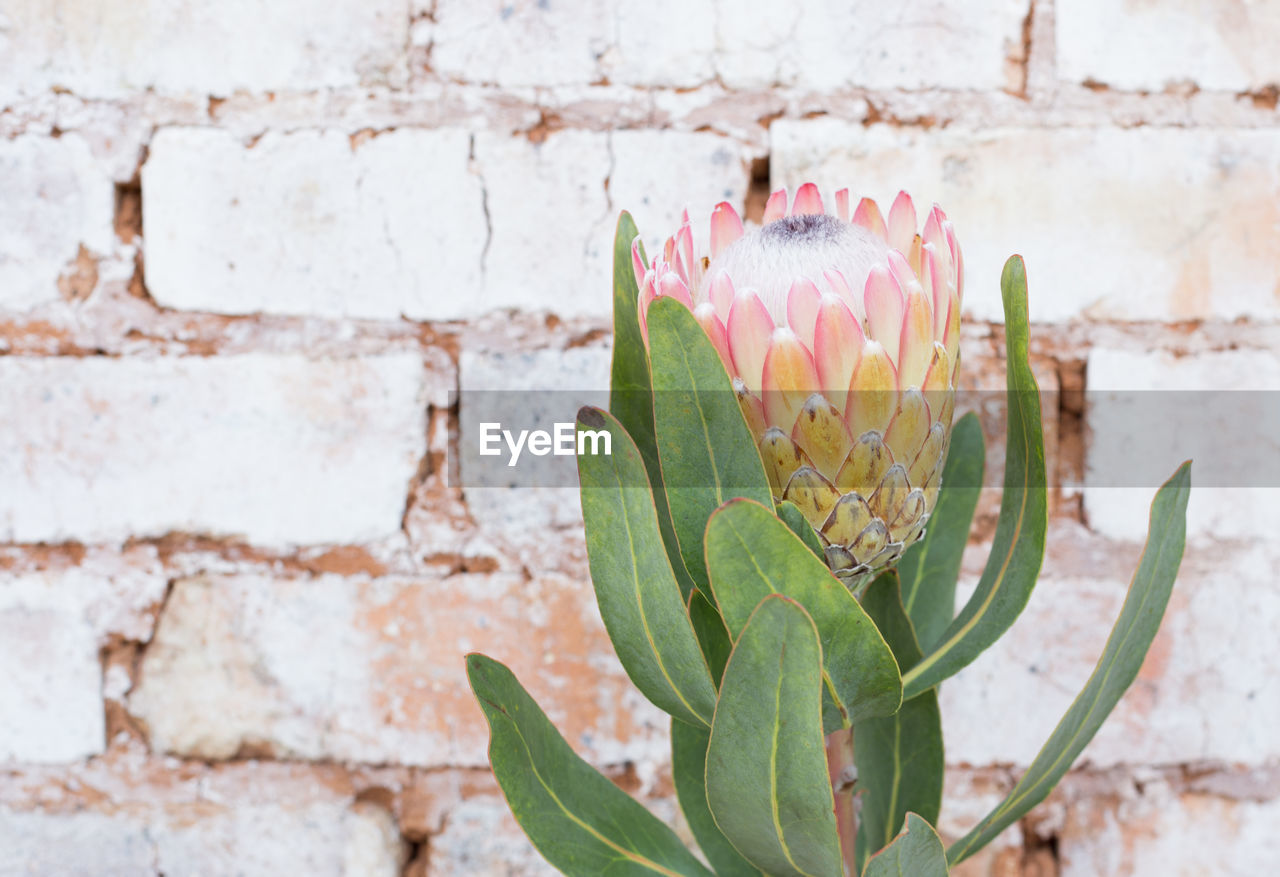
[{"x1": 700, "y1": 213, "x2": 887, "y2": 325}]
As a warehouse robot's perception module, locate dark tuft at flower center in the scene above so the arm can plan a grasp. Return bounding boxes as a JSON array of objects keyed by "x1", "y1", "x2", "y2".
[{"x1": 760, "y1": 212, "x2": 846, "y2": 246}]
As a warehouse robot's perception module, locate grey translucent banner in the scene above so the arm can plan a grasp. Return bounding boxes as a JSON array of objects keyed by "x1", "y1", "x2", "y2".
[{"x1": 448, "y1": 390, "x2": 1279, "y2": 488}]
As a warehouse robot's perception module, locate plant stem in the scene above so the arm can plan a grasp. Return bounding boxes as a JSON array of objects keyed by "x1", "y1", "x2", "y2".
[{"x1": 826, "y1": 727, "x2": 857, "y2": 876}]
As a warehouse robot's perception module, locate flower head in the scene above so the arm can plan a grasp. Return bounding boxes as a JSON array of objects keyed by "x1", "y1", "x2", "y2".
[{"x1": 635, "y1": 183, "x2": 963, "y2": 587}]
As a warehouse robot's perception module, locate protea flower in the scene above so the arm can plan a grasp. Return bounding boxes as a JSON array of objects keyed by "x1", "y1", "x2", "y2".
[{"x1": 634, "y1": 183, "x2": 963, "y2": 589}]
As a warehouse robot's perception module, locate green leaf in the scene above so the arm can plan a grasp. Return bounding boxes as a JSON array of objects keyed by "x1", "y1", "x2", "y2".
[
  {"x1": 777, "y1": 500, "x2": 826, "y2": 560},
  {"x1": 577, "y1": 407, "x2": 717, "y2": 728},
  {"x1": 947, "y1": 462, "x2": 1191, "y2": 865},
  {"x1": 607, "y1": 214, "x2": 698, "y2": 602},
  {"x1": 608, "y1": 212, "x2": 653, "y2": 459},
  {"x1": 863, "y1": 813, "x2": 949, "y2": 877},
  {"x1": 687, "y1": 589, "x2": 732, "y2": 686},
  {"x1": 648, "y1": 297, "x2": 773, "y2": 596},
  {"x1": 902, "y1": 256, "x2": 1048, "y2": 699},
  {"x1": 705, "y1": 499, "x2": 902, "y2": 732},
  {"x1": 854, "y1": 573, "x2": 944, "y2": 872},
  {"x1": 898, "y1": 412, "x2": 985, "y2": 652},
  {"x1": 467, "y1": 654, "x2": 713, "y2": 877},
  {"x1": 706, "y1": 596, "x2": 843, "y2": 877},
  {"x1": 671, "y1": 719, "x2": 764, "y2": 877}
]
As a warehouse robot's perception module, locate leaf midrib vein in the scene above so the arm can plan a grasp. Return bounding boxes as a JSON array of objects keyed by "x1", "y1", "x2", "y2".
[
  {"x1": 902, "y1": 361, "x2": 1037, "y2": 692},
  {"x1": 610, "y1": 460, "x2": 711, "y2": 726},
  {"x1": 950, "y1": 482, "x2": 1184, "y2": 860},
  {"x1": 727, "y1": 518, "x2": 849, "y2": 727},
  {"x1": 485, "y1": 697, "x2": 692, "y2": 877}
]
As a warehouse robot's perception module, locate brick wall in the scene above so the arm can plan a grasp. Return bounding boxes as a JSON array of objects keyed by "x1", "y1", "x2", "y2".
[{"x1": 2, "y1": 1, "x2": 1278, "y2": 874}]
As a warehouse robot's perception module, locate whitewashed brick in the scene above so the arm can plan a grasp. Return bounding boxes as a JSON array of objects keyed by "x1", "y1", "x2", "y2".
[
  {"x1": 605, "y1": 0, "x2": 716, "y2": 87},
  {"x1": 713, "y1": 0, "x2": 1028, "y2": 90},
  {"x1": 1084, "y1": 348, "x2": 1280, "y2": 542},
  {"x1": 426, "y1": 0, "x2": 719, "y2": 88},
  {"x1": 472, "y1": 129, "x2": 753, "y2": 320},
  {"x1": 940, "y1": 526, "x2": 1280, "y2": 767},
  {"x1": 772, "y1": 120, "x2": 1280, "y2": 323},
  {"x1": 0, "y1": 0, "x2": 408, "y2": 101},
  {"x1": 129, "y1": 572, "x2": 672, "y2": 768},
  {"x1": 144, "y1": 128, "x2": 752, "y2": 321},
  {"x1": 939, "y1": 770, "x2": 1022, "y2": 855},
  {"x1": 0, "y1": 563, "x2": 166, "y2": 763},
  {"x1": 428, "y1": 0, "x2": 1024, "y2": 90},
  {"x1": 1058, "y1": 779, "x2": 1280, "y2": 877},
  {"x1": 428, "y1": 0, "x2": 612, "y2": 87},
  {"x1": 0, "y1": 581, "x2": 103, "y2": 763},
  {"x1": 1058, "y1": 0, "x2": 1280, "y2": 92},
  {"x1": 0, "y1": 801, "x2": 405, "y2": 876},
  {"x1": 426, "y1": 795, "x2": 559, "y2": 877},
  {"x1": 426, "y1": 791, "x2": 687, "y2": 876},
  {"x1": 458, "y1": 345, "x2": 611, "y2": 553},
  {"x1": 610, "y1": 130, "x2": 753, "y2": 254},
  {"x1": 0, "y1": 354, "x2": 431, "y2": 545},
  {"x1": 0, "y1": 135, "x2": 114, "y2": 312},
  {"x1": 473, "y1": 130, "x2": 614, "y2": 318},
  {"x1": 0, "y1": 810, "x2": 154, "y2": 873},
  {"x1": 142, "y1": 128, "x2": 487, "y2": 320}
]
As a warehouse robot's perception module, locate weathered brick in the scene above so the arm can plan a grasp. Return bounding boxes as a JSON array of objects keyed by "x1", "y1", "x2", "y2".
[
  {"x1": 0, "y1": 135, "x2": 114, "y2": 312},
  {"x1": 142, "y1": 127, "x2": 487, "y2": 320},
  {"x1": 0, "y1": 354, "x2": 433, "y2": 545},
  {"x1": 0, "y1": 581, "x2": 103, "y2": 763},
  {"x1": 427, "y1": 0, "x2": 612, "y2": 87},
  {"x1": 771, "y1": 120, "x2": 1280, "y2": 323},
  {"x1": 426, "y1": 0, "x2": 1026, "y2": 91},
  {"x1": 129, "y1": 572, "x2": 672, "y2": 768},
  {"x1": 1057, "y1": 778, "x2": 1280, "y2": 876},
  {"x1": 604, "y1": 0, "x2": 717, "y2": 87},
  {"x1": 1058, "y1": 0, "x2": 1280, "y2": 92},
  {"x1": 610, "y1": 130, "x2": 753, "y2": 253},
  {"x1": 425, "y1": 785, "x2": 687, "y2": 876},
  {"x1": 0, "y1": 557, "x2": 167, "y2": 764},
  {"x1": 0, "y1": 0, "x2": 408, "y2": 101},
  {"x1": 940, "y1": 523, "x2": 1280, "y2": 767},
  {"x1": 713, "y1": 0, "x2": 1028, "y2": 91},
  {"x1": 473, "y1": 129, "x2": 753, "y2": 320},
  {"x1": 940, "y1": 769, "x2": 1024, "y2": 875},
  {"x1": 472, "y1": 130, "x2": 614, "y2": 318},
  {"x1": 142, "y1": 128, "x2": 752, "y2": 321},
  {"x1": 425, "y1": 794, "x2": 561, "y2": 876},
  {"x1": 0, "y1": 798, "x2": 405, "y2": 875},
  {"x1": 457, "y1": 344, "x2": 611, "y2": 560},
  {"x1": 1084, "y1": 348, "x2": 1280, "y2": 541}
]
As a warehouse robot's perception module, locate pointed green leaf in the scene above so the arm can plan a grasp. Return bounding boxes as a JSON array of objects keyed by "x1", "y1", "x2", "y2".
[
  {"x1": 705, "y1": 499, "x2": 902, "y2": 731},
  {"x1": 902, "y1": 256, "x2": 1048, "y2": 699},
  {"x1": 609, "y1": 212, "x2": 653, "y2": 452},
  {"x1": 648, "y1": 296, "x2": 773, "y2": 596},
  {"x1": 854, "y1": 573, "x2": 944, "y2": 872},
  {"x1": 947, "y1": 462, "x2": 1191, "y2": 864},
  {"x1": 608, "y1": 214, "x2": 698, "y2": 602},
  {"x1": 672, "y1": 719, "x2": 764, "y2": 877},
  {"x1": 898, "y1": 412, "x2": 985, "y2": 652},
  {"x1": 863, "y1": 814, "x2": 949, "y2": 877},
  {"x1": 777, "y1": 500, "x2": 826, "y2": 560},
  {"x1": 687, "y1": 589, "x2": 732, "y2": 687},
  {"x1": 706, "y1": 596, "x2": 843, "y2": 877},
  {"x1": 578, "y1": 407, "x2": 717, "y2": 728},
  {"x1": 467, "y1": 654, "x2": 713, "y2": 877}
]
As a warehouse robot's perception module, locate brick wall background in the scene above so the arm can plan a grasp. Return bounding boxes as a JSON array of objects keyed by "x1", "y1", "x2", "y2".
[{"x1": 2, "y1": 1, "x2": 1279, "y2": 874}]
